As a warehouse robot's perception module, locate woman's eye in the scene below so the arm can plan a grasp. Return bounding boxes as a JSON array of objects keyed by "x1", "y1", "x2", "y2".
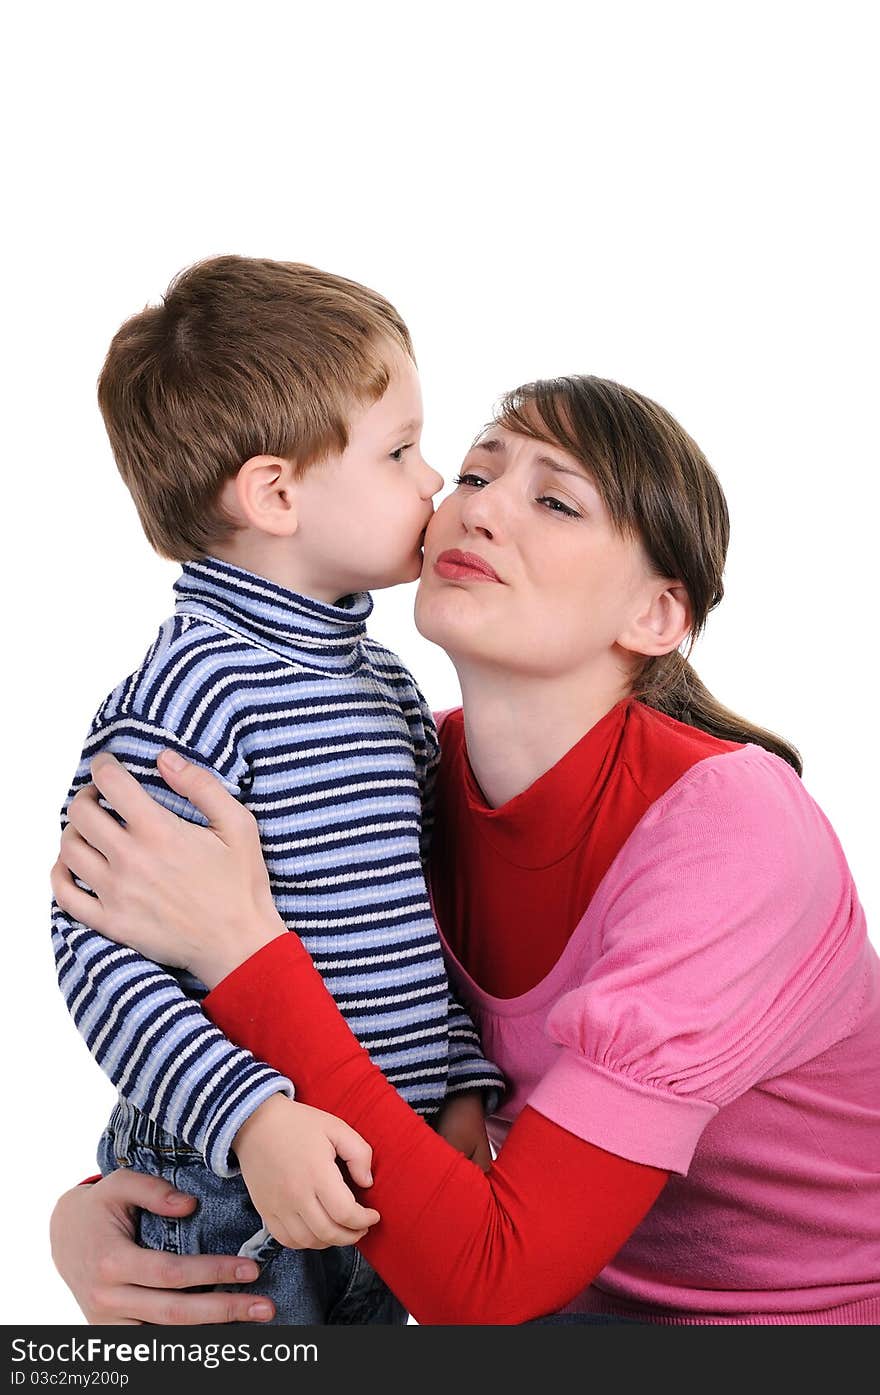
[
  {"x1": 538, "y1": 495, "x2": 580, "y2": 518},
  {"x1": 452, "y1": 472, "x2": 488, "y2": 488},
  {"x1": 389, "y1": 444, "x2": 413, "y2": 462}
]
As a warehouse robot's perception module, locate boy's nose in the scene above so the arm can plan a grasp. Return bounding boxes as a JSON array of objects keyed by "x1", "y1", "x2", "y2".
[{"x1": 421, "y1": 461, "x2": 445, "y2": 497}]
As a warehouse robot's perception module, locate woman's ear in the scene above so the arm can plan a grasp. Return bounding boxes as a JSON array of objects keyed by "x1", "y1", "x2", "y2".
[
  {"x1": 617, "y1": 580, "x2": 692, "y2": 659},
  {"x1": 219, "y1": 455, "x2": 300, "y2": 538}
]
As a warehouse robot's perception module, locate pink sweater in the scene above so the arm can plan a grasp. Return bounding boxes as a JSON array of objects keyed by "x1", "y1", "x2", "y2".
[
  {"x1": 206, "y1": 721, "x2": 880, "y2": 1323},
  {"x1": 438, "y1": 743, "x2": 880, "y2": 1323}
]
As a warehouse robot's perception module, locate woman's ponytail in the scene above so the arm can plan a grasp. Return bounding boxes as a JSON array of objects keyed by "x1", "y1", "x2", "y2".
[{"x1": 635, "y1": 651, "x2": 802, "y2": 774}]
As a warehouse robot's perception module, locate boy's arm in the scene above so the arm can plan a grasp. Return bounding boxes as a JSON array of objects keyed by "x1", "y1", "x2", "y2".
[
  {"x1": 411, "y1": 685, "x2": 506, "y2": 1111},
  {"x1": 52, "y1": 711, "x2": 293, "y2": 1178},
  {"x1": 443, "y1": 989, "x2": 505, "y2": 1111},
  {"x1": 414, "y1": 692, "x2": 442, "y2": 878},
  {"x1": 435, "y1": 1089, "x2": 492, "y2": 1171}
]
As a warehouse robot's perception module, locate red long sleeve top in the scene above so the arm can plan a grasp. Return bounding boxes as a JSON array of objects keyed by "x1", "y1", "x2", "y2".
[{"x1": 204, "y1": 699, "x2": 736, "y2": 1323}]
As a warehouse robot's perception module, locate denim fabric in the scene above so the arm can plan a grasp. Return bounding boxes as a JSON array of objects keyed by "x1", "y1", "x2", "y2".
[{"x1": 99, "y1": 1100, "x2": 407, "y2": 1326}]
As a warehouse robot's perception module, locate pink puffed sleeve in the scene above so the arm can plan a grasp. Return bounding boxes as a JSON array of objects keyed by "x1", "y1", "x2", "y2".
[{"x1": 528, "y1": 746, "x2": 869, "y2": 1175}]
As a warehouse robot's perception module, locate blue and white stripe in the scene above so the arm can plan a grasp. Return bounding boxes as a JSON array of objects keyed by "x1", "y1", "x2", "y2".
[{"x1": 53, "y1": 557, "x2": 503, "y2": 1176}]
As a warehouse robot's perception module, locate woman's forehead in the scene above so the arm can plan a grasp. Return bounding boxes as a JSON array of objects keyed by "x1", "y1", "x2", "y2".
[{"x1": 470, "y1": 424, "x2": 592, "y2": 479}]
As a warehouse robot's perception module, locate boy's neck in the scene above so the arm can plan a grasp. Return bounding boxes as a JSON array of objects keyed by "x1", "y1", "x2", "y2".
[{"x1": 209, "y1": 536, "x2": 348, "y2": 607}]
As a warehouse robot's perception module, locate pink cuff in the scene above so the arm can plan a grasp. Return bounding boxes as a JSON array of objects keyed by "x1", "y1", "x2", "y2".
[{"x1": 528, "y1": 1049, "x2": 717, "y2": 1176}]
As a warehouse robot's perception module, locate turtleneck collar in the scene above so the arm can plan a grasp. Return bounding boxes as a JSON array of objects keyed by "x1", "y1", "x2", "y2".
[
  {"x1": 174, "y1": 556, "x2": 373, "y2": 674},
  {"x1": 457, "y1": 696, "x2": 634, "y2": 869}
]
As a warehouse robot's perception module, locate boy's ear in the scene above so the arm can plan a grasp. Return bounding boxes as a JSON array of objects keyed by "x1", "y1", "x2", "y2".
[
  {"x1": 219, "y1": 455, "x2": 300, "y2": 537},
  {"x1": 616, "y1": 580, "x2": 692, "y2": 659}
]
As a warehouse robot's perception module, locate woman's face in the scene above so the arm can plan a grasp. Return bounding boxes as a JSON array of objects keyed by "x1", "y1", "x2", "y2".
[{"x1": 415, "y1": 424, "x2": 664, "y2": 682}]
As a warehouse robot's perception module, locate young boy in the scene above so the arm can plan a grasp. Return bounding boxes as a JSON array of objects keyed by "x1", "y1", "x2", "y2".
[{"x1": 51, "y1": 256, "x2": 504, "y2": 1324}]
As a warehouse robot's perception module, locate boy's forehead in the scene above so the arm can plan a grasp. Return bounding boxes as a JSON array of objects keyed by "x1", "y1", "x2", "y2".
[
  {"x1": 375, "y1": 351, "x2": 423, "y2": 418},
  {"x1": 385, "y1": 416, "x2": 422, "y2": 440},
  {"x1": 349, "y1": 360, "x2": 423, "y2": 442}
]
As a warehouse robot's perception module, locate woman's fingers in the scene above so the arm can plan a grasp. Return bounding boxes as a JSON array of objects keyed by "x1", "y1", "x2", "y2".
[
  {"x1": 111, "y1": 1277, "x2": 273, "y2": 1322},
  {"x1": 49, "y1": 1172, "x2": 275, "y2": 1325},
  {"x1": 106, "y1": 1238, "x2": 263, "y2": 1292},
  {"x1": 59, "y1": 824, "x2": 108, "y2": 892},
  {"x1": 89, "y1": 753, "x2": 174, "y2": 836},
  {"x1": 102, "y1": 1284, "x2": 275, "y2": 1326},
  {"x1": 156, "y1": 749, "x2": 253, "y2": 842},
  {"x1": 66, "y1": 784, "x2": 127, "y2": 860},
  {"x1": 98, "y1": 1175, "x2": 274, "y2": 1317},
  {"x1": 51, "y1": 858, "x2": 110, "y2": 934},
  {"x1": 88, "y1": 749, "x2": 252, "y2": 846}
]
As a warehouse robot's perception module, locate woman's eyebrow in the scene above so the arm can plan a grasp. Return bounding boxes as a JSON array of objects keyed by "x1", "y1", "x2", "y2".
[{"x1": 475, "y1": 435, "x2": 591, "y2": 482}]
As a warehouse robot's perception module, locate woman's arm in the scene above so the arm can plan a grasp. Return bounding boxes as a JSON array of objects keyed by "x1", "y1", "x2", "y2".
[
  {"x1": 55, "y1": 743, "x2": 865, "y2": 1321},
  {"x1": 52, "y1": 752, "x2": 668, "y2": 1325},
  {"x1": 205, "y1": 933, "x2": 669, "y2": 1324}
]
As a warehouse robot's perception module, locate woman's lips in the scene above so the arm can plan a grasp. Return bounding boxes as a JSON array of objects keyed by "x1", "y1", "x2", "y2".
[{"x1": 434, "y1": 549, "x2": 502, "y2": 582}]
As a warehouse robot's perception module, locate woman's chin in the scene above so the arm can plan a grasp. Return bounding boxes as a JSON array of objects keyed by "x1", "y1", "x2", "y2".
[{"x1": 415, "y1": 584, "x2": 492, "y2": 650}]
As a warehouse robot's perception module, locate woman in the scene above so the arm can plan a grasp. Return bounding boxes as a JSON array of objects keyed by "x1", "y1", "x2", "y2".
[{"x1": 50, "y1": 376, "x2": 880, "y2": 1325}]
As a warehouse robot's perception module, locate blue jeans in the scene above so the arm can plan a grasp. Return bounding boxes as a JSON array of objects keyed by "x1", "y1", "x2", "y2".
[{"x1": 98, "y1": 1099, "x2": 408, "y2": 1326}]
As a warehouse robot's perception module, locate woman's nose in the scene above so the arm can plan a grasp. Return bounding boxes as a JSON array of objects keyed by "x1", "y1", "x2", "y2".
[{"x1": 459, "y1": 481, "x2": 503, "y2": 540}]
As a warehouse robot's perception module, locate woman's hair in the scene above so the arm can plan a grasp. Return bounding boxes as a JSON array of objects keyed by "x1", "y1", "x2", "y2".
[{"x1": 495, "y1": 375, "x2": 802, "y2": 774}]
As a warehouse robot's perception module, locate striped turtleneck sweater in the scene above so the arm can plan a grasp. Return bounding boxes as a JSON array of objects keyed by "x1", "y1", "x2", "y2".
[{"x1": 52, "y1": 557, "x2": 504, "y2": 1177}]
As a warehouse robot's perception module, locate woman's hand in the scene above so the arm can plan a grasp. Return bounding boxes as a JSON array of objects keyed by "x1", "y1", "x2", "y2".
[
  {"x1": 49, "y1": 1171, "x2": 275, "y2": 1325},
  {"x1": 51, "y1": 750, "x2": 286, "y2": 988}
]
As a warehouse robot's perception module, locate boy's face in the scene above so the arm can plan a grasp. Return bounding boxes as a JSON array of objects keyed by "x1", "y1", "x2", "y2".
[{"x1": 292, "y1": 347, "x2": 443, "y2": 599}]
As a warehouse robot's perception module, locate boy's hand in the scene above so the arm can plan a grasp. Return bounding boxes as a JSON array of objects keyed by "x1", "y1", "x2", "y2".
[
  {"x1": 435, "y1": 1091, "x2": 493, "y2": 1172},
  {"x1": 234, "y1": 1095, "x2": 381, "y2": 1249}
]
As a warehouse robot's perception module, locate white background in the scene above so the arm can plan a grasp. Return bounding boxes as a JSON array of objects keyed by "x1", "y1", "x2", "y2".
[{"x1": 4, "y1": 1, "x2": 877, "y2": 1323}]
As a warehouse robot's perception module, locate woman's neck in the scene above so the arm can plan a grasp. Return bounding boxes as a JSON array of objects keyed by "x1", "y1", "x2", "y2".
[{"x1": 455, "y1": 663, "x2": 631, "y2": 809}]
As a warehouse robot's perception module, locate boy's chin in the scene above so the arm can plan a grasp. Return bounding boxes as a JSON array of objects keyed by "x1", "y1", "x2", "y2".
[
  {"x1": 367, "y1": 561, "x2": 422, "y2": 592},
  {"x1": 387, "y1": 553, "x2": 424, "y2": 587}
]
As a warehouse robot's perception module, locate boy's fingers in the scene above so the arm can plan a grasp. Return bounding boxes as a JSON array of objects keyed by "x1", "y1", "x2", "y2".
[
  {"x1": 324, "y1": 1118, "x2": 373, "y2": 1188},
  {"x1": 317, "y1": 1174, "x2": 381, "y2": 1233},
  {"x1": 302, "y1": 1193, "x2": 375, "y2": 1248},
  {"x1": 156, "y1": 749, "x2": 250, "y2": 839}
]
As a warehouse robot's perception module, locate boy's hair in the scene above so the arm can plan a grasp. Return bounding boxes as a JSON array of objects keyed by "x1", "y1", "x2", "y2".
[{"x1": 97, "y1": 255, "x2": 414, "y2": 560}]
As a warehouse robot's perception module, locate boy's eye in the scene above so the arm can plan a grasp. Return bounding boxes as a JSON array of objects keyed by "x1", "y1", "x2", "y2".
[{"x1": 389, "y1": 444, "x2": 413, "y2": 462}]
